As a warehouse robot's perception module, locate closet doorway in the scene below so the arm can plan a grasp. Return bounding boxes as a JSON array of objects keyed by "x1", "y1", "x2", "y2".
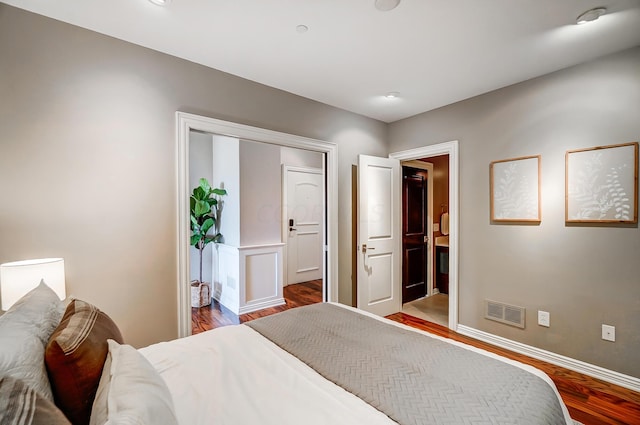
[{"x1": 176, "y1": 112, "x2": 339, "y2": 338}]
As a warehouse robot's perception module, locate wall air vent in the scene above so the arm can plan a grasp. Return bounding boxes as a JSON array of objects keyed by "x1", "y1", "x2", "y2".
[{"x1": 484, "y1": 300, "x2": 525, "y2": 328}]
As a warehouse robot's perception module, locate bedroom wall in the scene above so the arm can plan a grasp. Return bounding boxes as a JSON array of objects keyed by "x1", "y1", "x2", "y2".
[
  {"x1": 239, "y1": 140, "x2": 281, "y2": 246},
  {"x1": 0, "y1": 4, "x2": 387, "y2": 347},
  {"x1": 281, "y1": 146, "x2": 323, "y2": 169},
  {"x1": 189, "y1": 131, "x2": 214, "y2": 285},
  {"x1": 212, "y1": 135, "x2": 241, "y2": 248},
  {"x1": 388, "y1": 47, "x2": 640, "y2": 378}
]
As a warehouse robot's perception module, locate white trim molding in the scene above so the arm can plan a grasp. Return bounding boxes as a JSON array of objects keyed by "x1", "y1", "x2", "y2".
[
  {"x1": 390, "y1": 141, "x2": 459, "y2": 331},
  {"x1": 458, "y1": 325, "x2": 640, "y2": 393},
  {"x1": 176, "y1": 112, "x2": 339, "y2": 338}
]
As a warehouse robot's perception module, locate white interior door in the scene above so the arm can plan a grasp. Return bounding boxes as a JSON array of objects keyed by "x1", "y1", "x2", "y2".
[
  {"x1": 357, "y1": 154, "x2": 401, "y2": 316},
  {"x1": 284, "y1": 166, "x2": 324, "y2": 285}
]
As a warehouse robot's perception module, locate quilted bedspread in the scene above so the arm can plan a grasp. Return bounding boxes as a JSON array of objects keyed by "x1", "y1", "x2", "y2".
[{"x1": 247, "y1": 303, "x2": 572, "y2": 425}]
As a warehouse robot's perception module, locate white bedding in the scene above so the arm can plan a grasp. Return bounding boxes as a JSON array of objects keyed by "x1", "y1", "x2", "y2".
[{"x1": 139, "y1": 323, "x2": 396, "y2": 425}]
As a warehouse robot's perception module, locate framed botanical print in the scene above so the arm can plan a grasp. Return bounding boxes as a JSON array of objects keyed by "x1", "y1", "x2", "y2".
[
  {"x1": 566, "y1": 142, "x2": 638, "y2": 224},
  {"x1": 490, "y1": 155, "x2": 541, "y2": 223}
]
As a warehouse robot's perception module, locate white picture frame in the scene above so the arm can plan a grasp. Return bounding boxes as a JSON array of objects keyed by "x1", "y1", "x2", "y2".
[
  {"x1": 490, "y1": 155, "x2": 541, "y2": 223},
  {"x1": 566, "y1": 142, "x2": 638, "y2": 224}
]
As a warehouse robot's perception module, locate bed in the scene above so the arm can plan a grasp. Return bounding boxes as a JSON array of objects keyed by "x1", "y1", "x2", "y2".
[{"x1": 0, "y1": 281, "x2": 576, "y2": 425}]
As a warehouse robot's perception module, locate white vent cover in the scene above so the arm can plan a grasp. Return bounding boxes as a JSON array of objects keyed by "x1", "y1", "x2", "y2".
[{"x1": 485, "y1": 300, "x2": 525, "y2": 328}]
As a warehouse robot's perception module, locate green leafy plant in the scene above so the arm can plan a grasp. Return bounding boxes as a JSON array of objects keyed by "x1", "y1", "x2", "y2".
[{"x1": 190, "y1": 178, "x2": 227, "y2": 284}]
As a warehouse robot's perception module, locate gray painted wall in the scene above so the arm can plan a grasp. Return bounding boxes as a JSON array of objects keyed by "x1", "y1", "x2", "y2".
[
  {"x1": 189, "y1": 131, "x2": 214, "y2": 285},
  {"x1": 212, "y1": 135, "x2": 241, "y2": 248},
  {"x1": 240, "y1": 140, "x2": 281, "y2": 246},
  {"x1": 389, "y1": 47, "x2": 640, "y2": 377},
  {"x1": 0, "y1": 4, "x2": 387, "y2": 347}
]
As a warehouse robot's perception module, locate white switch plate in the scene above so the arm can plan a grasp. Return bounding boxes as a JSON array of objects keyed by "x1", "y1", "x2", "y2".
[
  {"x1": 538, "y1": 311, "x2": 550, "y2": 327},
  {"x1": 602, "y1": 324, "x2": 615, "y2": 342},
  {"x1": 434, "y1": 223, "x2": 440, "y2": 232}
]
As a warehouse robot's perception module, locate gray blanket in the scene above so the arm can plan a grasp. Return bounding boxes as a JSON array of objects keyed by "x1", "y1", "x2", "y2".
[{"x1": 246, "y1": 303, "x2": 568, "y2": 425}]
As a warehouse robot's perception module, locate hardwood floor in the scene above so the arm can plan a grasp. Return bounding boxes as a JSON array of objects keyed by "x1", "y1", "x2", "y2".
[
  {"x1": 192, "y1": 282, "x2": 640, "y2": 425},
  {"x1": 191, "y1": 279, "x2": 323, "y2": 333}
]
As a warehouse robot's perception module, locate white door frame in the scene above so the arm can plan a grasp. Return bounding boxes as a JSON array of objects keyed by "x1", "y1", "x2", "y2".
[
  {"x1": 176, "y1": 112, "x2": 338, "y2": 338},
  {"x1": 400, "y1": 160, "x2": 434, "y2": 299},
  {"x1": 390, "y1": 141, "x2": 459, "y2": 331},
  {"x1": 282, "y1": 165, "x2": 324, "y2": 287}
]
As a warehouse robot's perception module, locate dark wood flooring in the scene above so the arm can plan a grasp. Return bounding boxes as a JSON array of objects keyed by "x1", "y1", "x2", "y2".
[
  {"x1": 191, "y1": 279, "x2": 323, "y2": 333},
  {"x1": 192, "y1": 281, "x2": 640, "y2": 425}
]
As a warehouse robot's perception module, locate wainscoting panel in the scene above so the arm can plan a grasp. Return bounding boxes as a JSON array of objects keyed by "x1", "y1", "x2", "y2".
[
  {"x1": 240, "y1": 245, "x2": 285, "y2": 314},
  {"x1": 214, "y1": 243, "x2": 285, "y2": 315}
]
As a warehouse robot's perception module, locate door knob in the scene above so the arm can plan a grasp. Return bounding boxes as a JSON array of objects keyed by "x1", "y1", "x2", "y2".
[{"x1": 362, "y1": 244, "x2": 375, "y2": 253}]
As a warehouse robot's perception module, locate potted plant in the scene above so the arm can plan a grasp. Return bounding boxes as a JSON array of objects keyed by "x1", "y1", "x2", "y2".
[{"x1": 190, "y1": 178, "x2": 227, "y2": 308}]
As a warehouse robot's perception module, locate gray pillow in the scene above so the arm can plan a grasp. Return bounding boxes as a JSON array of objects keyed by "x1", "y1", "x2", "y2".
[
  {"x1": 0, "y1": 376, "x2": 71, "y2": 425},
  {"x1": 0, "y1": 280, "x2": 65, "y2": 400}
]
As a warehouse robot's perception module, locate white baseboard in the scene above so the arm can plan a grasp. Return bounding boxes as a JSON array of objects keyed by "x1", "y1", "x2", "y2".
[
  {"x1": 238, "y1": 297, "x2": 285, "y2": 315},
  {"x1": 457, "y1": 325, "x2": 640, "y2": 393}
]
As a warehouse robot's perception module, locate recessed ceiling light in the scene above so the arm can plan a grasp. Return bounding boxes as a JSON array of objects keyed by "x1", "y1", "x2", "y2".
[
  {"x1": 375, "y1": 0, "x2": 401, "y2": 12},
  {"x1": 296, "y1": 25, "x2": 309, "y2": 33},
  {"x1": 576, "y1": 7, "x2": 606, "y2": 24},
  {"x1": 148, "y1": 0, "x2": 171, "y2": 6},
  {"x1": 385, "y1": 91, "x2": 400, "y2": 99}
]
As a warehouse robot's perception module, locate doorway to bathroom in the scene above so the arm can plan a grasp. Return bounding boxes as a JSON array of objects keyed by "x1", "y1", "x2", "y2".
[
  {"x1": 400, "y1": 154, "x2": 450, "y2": 327},
  {"x1": 401, "y1": 162, "x2": 432, "y2": 304}
]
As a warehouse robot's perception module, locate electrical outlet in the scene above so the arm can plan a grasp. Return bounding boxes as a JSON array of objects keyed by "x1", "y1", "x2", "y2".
[
  {"x1": 538, "y1": 310, "x2": 550, "y2": 327},
  {"x1": 602, "y1": 324, "x2": 615, "y2": 342}
]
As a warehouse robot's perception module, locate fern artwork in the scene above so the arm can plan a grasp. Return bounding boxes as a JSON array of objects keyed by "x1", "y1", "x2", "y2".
[
  {"x1": 490, "y1": 155, "x2": 541, "y2": 223},
  {"x1": 566, "y1": 143, "x2": 638, "y2": 224}
]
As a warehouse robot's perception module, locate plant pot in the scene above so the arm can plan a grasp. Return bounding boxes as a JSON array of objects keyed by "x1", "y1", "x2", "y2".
[{"x1": 191, "y1": 281, "x2": 211, "y2": 308}]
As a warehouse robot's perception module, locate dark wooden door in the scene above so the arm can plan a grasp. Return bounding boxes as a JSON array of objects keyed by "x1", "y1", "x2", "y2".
[{"x1": 402, "y1": 166, "x2": 429, "y2": 303}]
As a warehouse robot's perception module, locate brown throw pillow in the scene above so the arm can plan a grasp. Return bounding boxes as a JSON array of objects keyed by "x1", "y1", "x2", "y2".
[
  {"x1": 0, "y1": 376, "x2": 71, "y2": 425},
  {"x1": 45, "y1": 299, "x2": 123, "y2": 425}
]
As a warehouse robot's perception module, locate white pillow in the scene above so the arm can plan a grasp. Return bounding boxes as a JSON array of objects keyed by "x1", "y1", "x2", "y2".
[
  {"x1": 0, "y1": 280, "x2": 65, "y2": 400},
  {"x1": 90, "y1": 339, "x2": 178, "y2": 425}
]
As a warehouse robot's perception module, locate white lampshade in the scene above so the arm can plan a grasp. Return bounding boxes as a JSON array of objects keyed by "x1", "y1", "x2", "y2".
[{"x1": 0, "y1": 258, "x2": 66, "y2": 311}]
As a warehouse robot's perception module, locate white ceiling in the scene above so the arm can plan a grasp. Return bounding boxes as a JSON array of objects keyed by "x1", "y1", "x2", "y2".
[{"x1": 5, "y1": 0, "x2": 640, "y2": 122}]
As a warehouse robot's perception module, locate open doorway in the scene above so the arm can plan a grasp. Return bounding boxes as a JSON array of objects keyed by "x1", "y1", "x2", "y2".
[
  {"x1": 400, "y1": 161, "x2": 434, "y2": 305},
  {"x1": 400, "y1": 155, "x2": 449, "y2": 327},
  {"x1": 390, "y1": 141, "x2": 458, "y2": 331},
  {"x1": 176, "y1": 112, "x2": 339, "y2": 338},
  {"x1": 188, "y1": 134, "x2": 324, "y2": 333}
]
